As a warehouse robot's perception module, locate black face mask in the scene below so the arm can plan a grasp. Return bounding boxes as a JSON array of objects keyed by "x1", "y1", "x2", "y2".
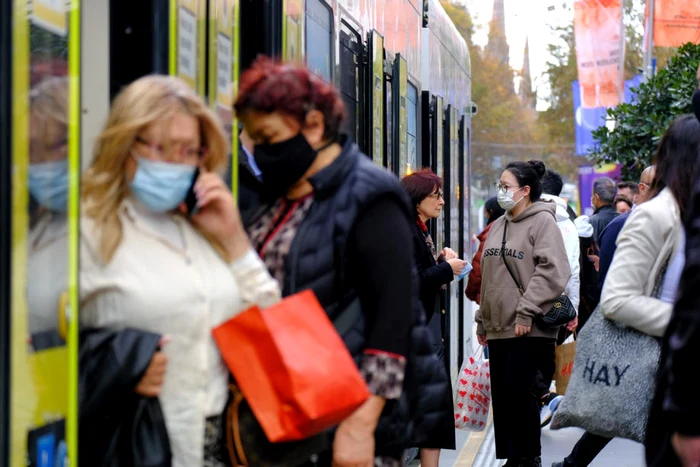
[
  {"x1": 692, "y1": 88, "x2": 700, "y2": 122},
  {"x1": 253, "y1": 134, "x2": 319, "y2": 199}
]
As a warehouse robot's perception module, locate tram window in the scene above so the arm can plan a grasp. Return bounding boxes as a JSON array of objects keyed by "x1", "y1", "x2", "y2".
[
  {"x1": 385, "y1": 80, "x2": 393, "y2": 171},
  {"x1": 28, "y1": 24, "x2": 69, "y2": 350},
  {"x1": 305, "y1": 0, "x2": 332, "y2": 82},
  {"x1": 339, "y1": 21, "x2": 361, "y2": 143},
  {"x1": 407, "y1": 82, "x2": 418, "y2": 172}
]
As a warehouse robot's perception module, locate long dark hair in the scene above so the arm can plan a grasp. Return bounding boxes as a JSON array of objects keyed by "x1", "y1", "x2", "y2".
[{"x1": 652, "y1": 114, "x2": 700, "y2": 218}]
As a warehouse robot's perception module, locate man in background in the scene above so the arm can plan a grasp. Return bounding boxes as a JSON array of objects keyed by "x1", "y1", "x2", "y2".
[
  {"x1": 597, "y1": 166, "x2": 656, "y2": 287},
  {"x1": 617, "y1": 181, "x2": 640, "y2": 205},
  {"x1": 589, "y1": 177, "x2": 619, "y2": 245},
  {"x1": 538, "y1": 169, "x2": 581, "y2": 427}
]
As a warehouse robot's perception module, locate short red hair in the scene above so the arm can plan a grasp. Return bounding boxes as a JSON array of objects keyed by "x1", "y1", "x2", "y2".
[
  {"x1": 401, "y1": 168, "x2": 443, "y2": 207},
  {"x1": 234, "y1": 56, "x2": 346, "y2": 140}
]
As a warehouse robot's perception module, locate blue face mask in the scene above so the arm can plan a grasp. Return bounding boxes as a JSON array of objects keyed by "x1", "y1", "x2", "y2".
[
  {"x1": 28, "y1": 160, "x2": 69, "y2": 212},
  {"x1": 129, "y1": 155, "x2": 197, "y2": 213}
]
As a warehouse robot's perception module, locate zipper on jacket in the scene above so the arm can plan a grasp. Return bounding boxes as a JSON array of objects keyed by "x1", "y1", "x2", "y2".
[{"x1": 285, "y1": 201, "x2": 318, "y2": 295}]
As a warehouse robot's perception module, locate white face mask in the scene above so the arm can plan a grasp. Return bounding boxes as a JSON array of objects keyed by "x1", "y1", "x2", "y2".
[{"x1": 497, "y1": 187, "x2": 525, "y2": 211}]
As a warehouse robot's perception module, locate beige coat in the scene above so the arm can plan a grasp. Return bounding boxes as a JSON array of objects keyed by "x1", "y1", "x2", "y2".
[
  {"x1": 601, "y1": 188, "x2": 682, "y2": 337},
  {"x1": 80, "y1": 197, "x2": 281, "y2": 467}
]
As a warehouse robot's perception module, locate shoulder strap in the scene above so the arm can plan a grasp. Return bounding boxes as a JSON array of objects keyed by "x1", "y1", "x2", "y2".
[{"x1": 501, "y1": 221, "x2": 525, "y2": 294}]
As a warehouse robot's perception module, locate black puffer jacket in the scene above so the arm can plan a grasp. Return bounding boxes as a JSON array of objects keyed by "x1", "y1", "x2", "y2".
[
  {"x1": 244, "y1": 139, "x2": 452, "y2": 456},
  {"x1": 646, "y1": 164, "x2": 700, "y2": 466}
]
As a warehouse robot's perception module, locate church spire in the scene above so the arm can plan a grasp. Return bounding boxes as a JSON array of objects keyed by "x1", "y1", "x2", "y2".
[
  {"x1": 485, "y1": 0, "x2": 509, "y2": 65},
  {"x1": 519, "y1": 36, "x2": 536, "y2": 109}
]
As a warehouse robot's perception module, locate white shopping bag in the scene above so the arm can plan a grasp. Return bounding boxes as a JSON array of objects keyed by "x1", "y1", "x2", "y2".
[{"x1": 454, "y1": 348, "x2": 491, "y2": 431}]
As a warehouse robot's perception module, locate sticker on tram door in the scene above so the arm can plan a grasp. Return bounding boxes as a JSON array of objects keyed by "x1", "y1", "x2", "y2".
[{"x1": 27, "y1": 419, "x2": 67, "y2": 467}]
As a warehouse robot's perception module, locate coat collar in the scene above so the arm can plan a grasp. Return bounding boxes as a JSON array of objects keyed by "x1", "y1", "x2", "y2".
[{"x1": 307, "y1": 135, "x2": 360, "y2": 198}]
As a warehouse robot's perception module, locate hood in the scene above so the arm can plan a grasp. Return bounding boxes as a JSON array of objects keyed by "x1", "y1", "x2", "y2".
[
  {"x1": 505, "y1": 199, "x2": 556, "y2": 223},
  {"x1": 574, "y1": 215, "x2": 594, "y2": 238},
  {"x1": 477, "y1": 222, "x2": 493, "y2": 241},
  {"x1": 541, "y1": 194, "x2": 570, "y2": 222}
]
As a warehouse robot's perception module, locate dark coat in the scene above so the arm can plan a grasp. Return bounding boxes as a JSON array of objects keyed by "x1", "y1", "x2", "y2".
[
  {"x1": 646, "y1": 168, "x2": 700, "y2": 466},
  {"x1": 408, "y1": 220, "x2": 456, "y2": 450},
  {"x1": 245, "y1": 138, "x2": 453, "y2": 456},
  {"x1": 589, "y1": 204, "x2": 619, "y2": 246},
  {"x1": 410, "y1": 221, "x2": 453, "y2": 325},
  {"x1": 79, "y1": 328, "x2": 171, "y2": 467}
]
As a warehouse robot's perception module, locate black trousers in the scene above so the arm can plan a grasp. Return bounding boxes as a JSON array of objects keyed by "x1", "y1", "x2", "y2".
[
  {"x1": 488, "y1": 337, "x2": 556, "y2": 460},
  {"x1": 564, "y1": 432, "x2": 611, "y2": 466},
  {"x1": 533, "y1": 327, "x2": 571, "y2": 399}
]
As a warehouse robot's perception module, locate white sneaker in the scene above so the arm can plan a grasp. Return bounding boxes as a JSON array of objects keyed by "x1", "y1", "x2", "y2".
[{"x1": 540, "y1": 395, "x2": 563, "y2": 427}]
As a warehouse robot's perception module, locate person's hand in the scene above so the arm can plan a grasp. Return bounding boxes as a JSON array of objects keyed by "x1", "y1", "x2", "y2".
[
  {"x1": 184, "y1": 171, "x2": 251, "y2": 261},
  {"x1": 447, "y1": 258, "x2": 467, "y2": 275},
  {"x1": 477, "y1": 334, "x2": 488, "y2": 346},
  {"x1": 515, "y1": 324, "x2": 531, "y2": 337},
  {"x1": 441, "y1": 247, "x2": 458, "y2": 260},
  {"x1": 588, "y1": 254, "x2": 600, "y2": 272},
  {"x1": 134, "y1": 336, "x2": 170, "y2": 397},
  {"x1": 672, "y1": 433, "x2": 700, "y2": 467},
  {"x1": 332, "y1": 396, "x2": 385, "y2": 466},
  {"x1": 566, "y1": 315, "x2": 579, "y2": 332}
]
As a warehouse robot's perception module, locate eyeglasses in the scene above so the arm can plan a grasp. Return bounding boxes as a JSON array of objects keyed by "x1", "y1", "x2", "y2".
[
  {"x1": 639, "y1": 182, "x2": 651, "y2": 189},
  {"x1": 496, "y1": 182, "x2": 519, "y2": 194},
  {"x1": 134, "y1": 135, "x2": 206, "y2": 163},
  {"x1": 429, "y1": 190, "x2": 444, "y2": 200},
  {"x1": 30, "y1": 137, "x2": 68, "y2": 162}
]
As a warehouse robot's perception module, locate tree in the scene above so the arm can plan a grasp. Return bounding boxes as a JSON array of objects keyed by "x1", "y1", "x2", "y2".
[
  {"x1": 590, "y1": 42, "x2": 700, "y2": 181},
  {"x1": 441, "y1": 2, "x2": 548, "y2": 186}
]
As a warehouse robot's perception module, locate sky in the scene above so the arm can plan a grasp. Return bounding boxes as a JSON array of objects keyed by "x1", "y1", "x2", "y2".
[{"x1": 458, "y1": 0, "x2": 576, "y2": 110}]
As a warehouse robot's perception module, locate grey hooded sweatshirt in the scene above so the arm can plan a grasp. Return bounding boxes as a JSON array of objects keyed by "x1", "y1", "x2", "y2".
[{"x1": 476, "y1": 200, "x2": 571, "y2": 340}]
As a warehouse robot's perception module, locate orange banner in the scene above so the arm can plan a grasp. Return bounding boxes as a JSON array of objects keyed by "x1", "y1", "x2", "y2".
[
  {"x1": 653, "y1": 0, "x2": 700, "y2": 48},
  {"x1": 574, "y1": 0, "x2": 625, "y2": 108}
]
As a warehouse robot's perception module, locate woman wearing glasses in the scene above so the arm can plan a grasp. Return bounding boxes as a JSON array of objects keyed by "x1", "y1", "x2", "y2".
[
  {"x1": 79, "y1": 75, "x2": 281, "y2": 467},
  {"x1": 401, "y1": 168, "x2": 466, "y2": 467},
  {"x1": 475, "y1": 160, "x2": 571, "y2": 467}
]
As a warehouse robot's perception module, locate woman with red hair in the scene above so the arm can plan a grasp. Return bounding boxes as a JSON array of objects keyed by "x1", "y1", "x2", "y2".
[
  {"x1": 401, "y1": 168, "x2": 466, "y2": 467},
  {"x1": 233, "y1": 57, "x2": 451, "y2": 466}
]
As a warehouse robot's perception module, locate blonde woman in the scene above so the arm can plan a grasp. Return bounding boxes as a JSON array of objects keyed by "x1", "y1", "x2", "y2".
[
  {"x1": 80, "y1": 75, "x2": 281, "y2": 467},
  {"x1": 27, "y1": 77, "x2": 70, "y2": 344}
]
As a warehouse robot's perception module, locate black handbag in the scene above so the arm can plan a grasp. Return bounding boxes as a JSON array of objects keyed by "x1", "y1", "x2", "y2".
[
  {"x1": 225, "y1": 384, "x2": 329, "y2": 467},
  {"x1": 500, "y1": 221, "x2": 576, "y2": 329}
]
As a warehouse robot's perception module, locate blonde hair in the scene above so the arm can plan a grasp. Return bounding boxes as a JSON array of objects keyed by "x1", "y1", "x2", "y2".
[
  {"x1": 83, "y1": 75, "x2": 228, "y2": 263},
  {"x1": 30, "y1": 77, "x2": 69, "y2": 153}
]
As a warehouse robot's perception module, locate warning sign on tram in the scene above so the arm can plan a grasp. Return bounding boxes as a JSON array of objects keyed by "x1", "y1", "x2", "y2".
[
  {"x1": 31, "y1": 0, "x2": 68, "y2": 36},
  {"x1": 178, "y1": 2, "x2": 198, "y2": 89}
]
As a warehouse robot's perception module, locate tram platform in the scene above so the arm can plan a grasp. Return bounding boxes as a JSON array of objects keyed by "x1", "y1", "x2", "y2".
[{"x1": 416, "y1": 414, "x2": 646, "y2": 466}]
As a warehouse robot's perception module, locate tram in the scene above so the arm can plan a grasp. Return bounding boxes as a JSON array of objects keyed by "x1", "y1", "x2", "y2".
[{"x1": 0, "y1": 0, "x2": 475, "y2": 464}]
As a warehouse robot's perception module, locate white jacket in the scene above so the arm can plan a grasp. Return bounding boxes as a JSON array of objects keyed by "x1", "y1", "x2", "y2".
[
  {"x1": 541, "y1": 194, "x2": 581, "y2": 311},
  {"x1": 600, "y1": 188, "x2": 681, "y2": 337},
  {"x1": 80, "y1": 197, "x2": 281, "y2": 467}
]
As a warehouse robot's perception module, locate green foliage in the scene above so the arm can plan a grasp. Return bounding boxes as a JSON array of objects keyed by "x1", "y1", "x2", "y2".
[{"x1": 590, "y1": 43, "x2": 700, "y2": 180}]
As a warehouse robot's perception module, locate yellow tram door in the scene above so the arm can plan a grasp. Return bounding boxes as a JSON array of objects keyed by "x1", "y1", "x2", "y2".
[{"x1": 2, "y1": 1, "x2": 81, "y2": 466}]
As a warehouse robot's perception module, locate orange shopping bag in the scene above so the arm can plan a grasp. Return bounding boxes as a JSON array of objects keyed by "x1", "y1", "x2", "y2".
[{"x1": 212, "y1": 290, "x2": 370, "y2": 443}]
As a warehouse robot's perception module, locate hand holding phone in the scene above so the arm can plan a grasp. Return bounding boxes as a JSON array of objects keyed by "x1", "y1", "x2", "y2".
[{"x1": 184, "y1": 167, "x2": 201, "y2": 217}]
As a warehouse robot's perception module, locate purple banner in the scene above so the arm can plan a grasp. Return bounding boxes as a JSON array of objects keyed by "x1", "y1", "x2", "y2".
[
  {"x1": 578, "y1": 164, "x2": 622, "y2": 216},
  {"x1": 573, "y1": 75, "x2": 643, "y2": 156}
]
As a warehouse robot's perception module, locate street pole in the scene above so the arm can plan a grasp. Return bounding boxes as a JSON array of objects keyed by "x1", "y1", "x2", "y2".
[{"x1": 644, "y1": 0, "x2": 655, "y2": 81}]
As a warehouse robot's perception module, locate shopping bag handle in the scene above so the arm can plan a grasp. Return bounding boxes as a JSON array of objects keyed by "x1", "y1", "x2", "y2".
[{"x1": 472, "y1": 343, "x2": 486, "y2": 361}]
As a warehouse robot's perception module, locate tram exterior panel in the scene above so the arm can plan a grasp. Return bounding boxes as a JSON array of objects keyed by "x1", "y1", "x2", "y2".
[{"x1": 0, "y1": 0, "x2": 475, "y2": 463}]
